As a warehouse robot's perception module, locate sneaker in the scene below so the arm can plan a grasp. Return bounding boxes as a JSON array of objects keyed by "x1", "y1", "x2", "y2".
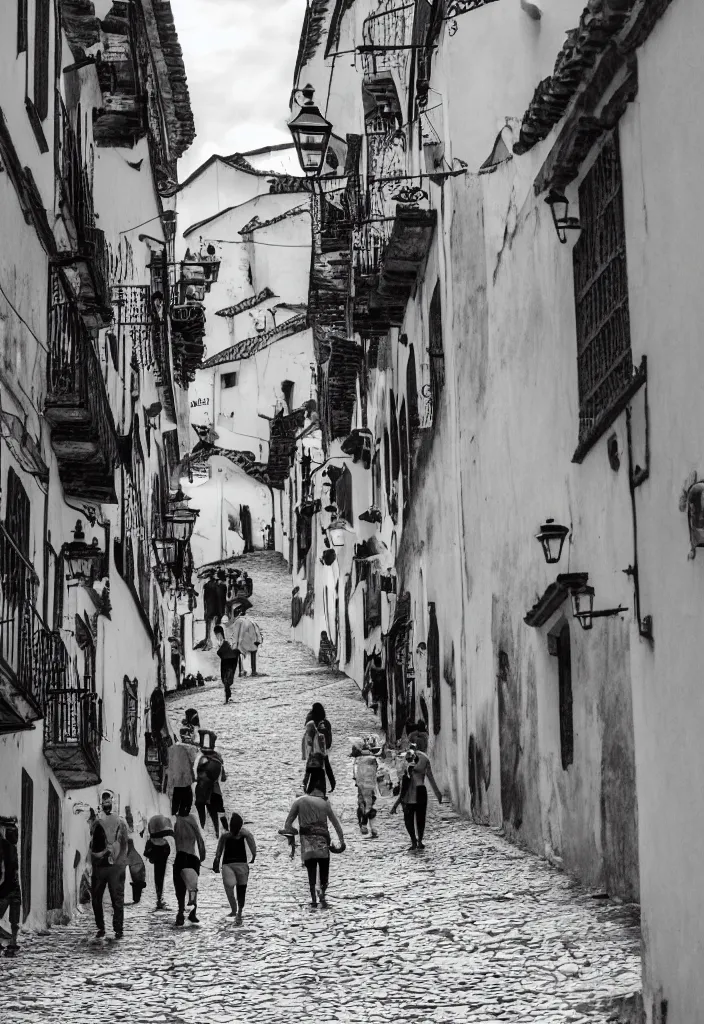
[
  {"x1": 417, "y1": 841, "x2": 425, "y2": 850},
  {"x1": 188, "y1": 909, "x2": 199, "y2": 923},
  {"x1": 175, "y1": 913, "x2": 185, "y2": 927},
  {"x1": 95, "y1": 928, "x2": 106, "y2": 939},
  {"x1": 113, "y1": 931, "x2": 123, "y2": 940},
  {"x1": 155, "y1": 899, "x2": 167, "y2": 911},
  {"x1": 370, "y1": 828, "x2": 379, "y2": 838},
  {"x1": 316, "y1": 888, "x2": 328, "y2": 907},
  {"x1": 408, "y1": 841, "x2": 418, "y2": 851},
  {"x1": 235, "y1": 911, "x2": 243, "y2": 925},
  {"x1": 359, "y1": 824, "x2": 369, "y2": 835}
]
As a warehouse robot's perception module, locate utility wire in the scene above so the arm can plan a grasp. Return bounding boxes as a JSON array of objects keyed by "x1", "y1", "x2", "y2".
[{"x1": 0, "y1": 278, "x2": 48, "y2": 353}]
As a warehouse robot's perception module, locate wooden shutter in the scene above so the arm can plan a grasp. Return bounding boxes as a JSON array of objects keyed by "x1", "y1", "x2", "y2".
[
  {"x1": 6, "y1": 467, "x2": 30, "y2": 557},
  {"x1": 33, "y1": 0, "x2": 50, "y2": 121},
  {"x1": 20, "y1": 769, "x2": 33, "y2": 922}
]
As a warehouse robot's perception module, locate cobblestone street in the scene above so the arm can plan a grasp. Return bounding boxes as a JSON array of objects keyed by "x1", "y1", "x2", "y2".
[{"x1": 1, "y1": 554, "x2": 641, "y2": 1023}]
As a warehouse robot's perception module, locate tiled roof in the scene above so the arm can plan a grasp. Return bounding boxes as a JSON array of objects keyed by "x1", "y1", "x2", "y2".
[
  {"x1": 239, "y1": 204, "x2": 310, "y2": 236},
  {"x1": 152, "y1": 2, "x2": 196, "y2": 158},
  {"x1": 515, "y1": 0, "x2": 674, "y2": 156},
  {"x1": 294, "y1": 0, "x2": 331, "y2": 80},
  {"x1": 215, "y1": 288, "x2": 276, "y2": 319},
  {"x1": 200, "y1": 313, "x2": 308, "y2": 368}
]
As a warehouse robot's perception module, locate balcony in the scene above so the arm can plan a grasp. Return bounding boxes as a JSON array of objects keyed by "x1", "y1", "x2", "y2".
[
  {"x1": 0, "y1": 526, "x2": 70, "y2": 733},
  {"x1": 43, "y1": 689, "x2": 102, "y2": 790},
  {"x1": 45, "y1": 274, "x2": 120, "y2": 503},
  {"x1": 57, "y1": 111, "x2": 112, "y2": 327}
]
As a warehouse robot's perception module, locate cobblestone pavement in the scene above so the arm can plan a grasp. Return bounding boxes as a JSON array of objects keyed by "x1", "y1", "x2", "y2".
[{"x1": 2, "y1": 553, "x2": 641, "y2": 1023}]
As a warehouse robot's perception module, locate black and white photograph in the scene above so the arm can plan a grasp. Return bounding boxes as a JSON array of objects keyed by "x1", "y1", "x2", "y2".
[{"x1": 0, "y1": 1, "x2": 691, "y2": 1021}]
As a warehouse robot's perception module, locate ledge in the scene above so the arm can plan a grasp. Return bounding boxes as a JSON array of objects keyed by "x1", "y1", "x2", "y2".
[
  {"x1": 572, "y1": 356, "x2": 646, "y2": 465},
  {"x1": 524, "y1": 572, "x2": 588, "y2": 628}
]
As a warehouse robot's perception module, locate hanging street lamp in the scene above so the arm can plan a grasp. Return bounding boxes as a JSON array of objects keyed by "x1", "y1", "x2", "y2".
[
  {"x1": 288, "y1": 84, "x2": 333, "y2": 177},
  {"x1": 535, "y1": 518, "x2": 570, "y2": 564},
  {"x1": 544, "y1": 190, "x2": 582, "y2": 244},
  {"x1": 63, "y1": 521, "x2": 104, "y2": 583},
  {"x1": 569, "y1": 583, "x2": 628, "y2": 631}
]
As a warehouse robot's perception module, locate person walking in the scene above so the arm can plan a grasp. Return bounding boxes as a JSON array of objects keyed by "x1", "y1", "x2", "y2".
[
  {"x1": 214, "y1": 624, "x2": 239, "y2": 702},
  {"x1": 282, "y1": 769, "x2": 345, "y2": 909},
  {"x1": 302, "y1": 702, "x2": 336, "y2": 792},
  {"x1": 391, "y1": 749, "x2": 443, "y2": 850},
  {"x1": 173, "y1": 791, "x2": 206, "y2": 927},
  {"x1": 166, "y1": 728, "x2": 199, "y2": 815},
  {"x1": 144, "y1": 813, "x2": 174, "y2": 910},
  {"x1": 194, "y1": 731, "x2": 227, "y2": 837},
  {"x1": 0, "y1": 820, "x2": 21, "y2": 955},
  {"x1": 354, "y1": 740, "x2": 381, "y2": 839},
  {"x1": 212, "y1": 813, "x2": 257, "y2": 925},
  {"x1": 230, "y1": 607, "x2": 262, "y2": 677},
  {"x1": 90, "y1": 792, "x2": 129, "y2": 939}
]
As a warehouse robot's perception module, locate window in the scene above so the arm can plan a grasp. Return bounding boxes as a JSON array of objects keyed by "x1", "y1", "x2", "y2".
[
  {"x1": 428, "y1": 283, "x2": 445, "y2": 421},
  {"x1": 556, "y1": 622, "x2": 574, "y2": 770},
  {"x1": 17, "y1": 0, "x2": 28, "y2": 54},
  {"x1": 221, "y1": 371, "x2": 238, "y2": 389},
  {"x1": 33, "y1": 0, "x2": 50, "y2": 121},
  {"x1": 6, "y1": 467, "x2": 31, "y2": 557},
  {"x1": 573, "y1": 131, "x2": 635, "y2": 457},
  {"x1": 281, "y1": 379, "x2": 294, "y2": 412},
  {"x1": 46, "y1": 784, "x2": 63, "y2": 911},
  {"x1": 121, "y1": 676, "x2": 139, "y2": 755}
]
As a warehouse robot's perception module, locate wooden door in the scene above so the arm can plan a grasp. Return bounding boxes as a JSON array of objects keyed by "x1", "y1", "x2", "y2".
[{"x1": 46, "y1": 784, "x2": 64, "y2": 911}]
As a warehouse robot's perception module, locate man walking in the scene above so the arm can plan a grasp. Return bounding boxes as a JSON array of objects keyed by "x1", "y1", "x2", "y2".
[
  {"x1": 90, "y1": 792, "x2": 129, "y2": 939},
  {"x1": 230, "y1": 607, "x2": 262, "y2": 677},
  {"x1": 166, "y1": 729, "x2": 200, "y2": 814},
  {"x1": 214, "y1": 624, "x2": 239, "y2": 702}
]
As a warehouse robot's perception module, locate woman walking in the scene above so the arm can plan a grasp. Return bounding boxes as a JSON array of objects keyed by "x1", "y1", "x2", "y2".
[
  {"x1": 173, "y1": 792, "x2": 206, "y2": 927},
  {"x1": 391, "y1": 748, "x2": 442, "y2": 850},
  {"x1": 145, "y1": 813, "x2": 173, "y2": 911},
  {"x1": 302, "y1": 702, "x2": 335, "y2": 792},
  {"x1": 282, "y1": 769, "x2": 345, "y2": 908},
  {"x1": 212, "y1": 813, "x2": 257, "y2": 925}
]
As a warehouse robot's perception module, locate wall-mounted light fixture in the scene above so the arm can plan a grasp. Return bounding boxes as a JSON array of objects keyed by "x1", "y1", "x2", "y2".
[
  {"x1": 63, "y1": 521, "x2": 104, "y2": 583},
  {"x1": 535, "y1": 519, "x2": 570, "y2": 564},
  {"x1": 569, "y1": 583, "x2": 628, "y2": 631},
  {"x1": 545, "y1": 190, "x2": 582, "y2": 244},
  {"x1": 328, "y1": 517, "x2": 355, "y2": 547},
  {"x1": 288, "y1": 84, "x2": 333, "y2": 177}
]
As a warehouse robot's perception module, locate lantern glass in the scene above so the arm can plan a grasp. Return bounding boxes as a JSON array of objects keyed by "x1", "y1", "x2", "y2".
[
  {"x1": 536, "y1": 519, "x2": 569, "y2": 564},
  {"x1": 153, "y1": 537, "x2": 178, "y2": 567},
  {"x1": 571, "y1": 585, "x2": 594, "y2": 629}
]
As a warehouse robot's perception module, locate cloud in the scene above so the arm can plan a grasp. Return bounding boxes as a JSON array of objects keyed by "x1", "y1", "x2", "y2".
[{"x1": 170, "y1": 0, "x2": 307, "y2": 178}]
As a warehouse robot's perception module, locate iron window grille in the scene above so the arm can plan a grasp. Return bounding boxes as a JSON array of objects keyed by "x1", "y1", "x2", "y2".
[
  {"x1": 121, "y1": 676, "x2": 139, "y2": 756},
  {"x1": 572, "y1": 132, "x2": 643, "y2": 460}
]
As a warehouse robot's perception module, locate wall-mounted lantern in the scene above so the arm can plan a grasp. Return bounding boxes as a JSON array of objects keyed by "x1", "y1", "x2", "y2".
[
  {"x1": 328, "y1": 517, "x2": 355, "y2": 547},
  {"x1": 535, "y1": 519, "x2": 570, "y2": 564},
  {"x1": 545, "y1": 190, "x2": 582, "y2": 244},
  {"x1": 153, "y1": 536, "x2": 179, "y2": 570},
  {"x1": 569, "y1": 583, "x2": 628, "y2": 631},
  {"x1": 63, "y1": 521, "x2": 104, "y2": 583},
  {"x1": 164, "y1": 506, "x2": 199, "y2": 543},
  {"x1": 288, "y1": 84, "x2": 333, "y2": 177}
]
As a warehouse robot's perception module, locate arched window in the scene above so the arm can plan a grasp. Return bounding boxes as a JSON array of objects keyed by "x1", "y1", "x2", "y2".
[
  {"x1": 557, "y1": 622, "x2": 574, "y2": 769},
  {"x1": 429, "y1": 283, "x2": 445, "y2": 421},
  {"x1": 428, "y1": 602, "x2": 441, "y2": 734}
]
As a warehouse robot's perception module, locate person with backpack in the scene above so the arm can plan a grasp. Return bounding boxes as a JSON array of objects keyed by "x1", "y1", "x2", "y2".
[
  {"x1": 302, "y1": 702, "x2": 335, "y2": 792},
  {"x1": 89, "y1": 792, "x2": 129, "y2": 939},
  {"x1": 212, "y1": 812, "x2": 257, "y2": 925},
  {"x1": 214, "y1": 624, "x2": 239, "y2": 703},
  {"x1": 194, "y1": 730, "x2": 227, "y2": 837}
]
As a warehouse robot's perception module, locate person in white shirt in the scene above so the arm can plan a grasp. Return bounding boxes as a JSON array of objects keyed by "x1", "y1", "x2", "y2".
[{"x1": 230, "y1": 611, "x2": 262, "y2": 677}]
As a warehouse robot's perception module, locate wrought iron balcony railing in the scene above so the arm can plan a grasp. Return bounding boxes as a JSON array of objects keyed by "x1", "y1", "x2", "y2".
[
  {"x1": 43, "y1": 688, "x2": 103, "y2": 789},
  {"x1": 0, "y1": 524, "x2": 72, "y2": 730},
  {"x1": 45, "y1": 273, "x2": 119, "y2": 502}
]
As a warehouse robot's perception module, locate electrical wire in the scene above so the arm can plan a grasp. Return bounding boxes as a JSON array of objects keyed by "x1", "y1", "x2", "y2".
[
  {"x1": 119, "y1": 213, "x2": 164, "y2": 236},
  {"x1": 0, "y1": 277, "x2": 48, "y2": 353}
]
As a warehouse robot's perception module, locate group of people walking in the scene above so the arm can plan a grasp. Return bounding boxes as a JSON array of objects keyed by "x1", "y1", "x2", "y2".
[{"x1": 82, "y1": 691, "x2": 443, "y2": 938}]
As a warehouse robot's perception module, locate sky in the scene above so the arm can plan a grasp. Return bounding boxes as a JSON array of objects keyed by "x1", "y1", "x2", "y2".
[{"x1": 170, "y1": 0, "x2": 308, "y2": 179}]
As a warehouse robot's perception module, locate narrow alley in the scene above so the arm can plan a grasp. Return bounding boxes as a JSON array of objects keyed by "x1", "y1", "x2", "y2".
[{"x1": 2, "y1": 554, "x2": 640, "y2": 1024}]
